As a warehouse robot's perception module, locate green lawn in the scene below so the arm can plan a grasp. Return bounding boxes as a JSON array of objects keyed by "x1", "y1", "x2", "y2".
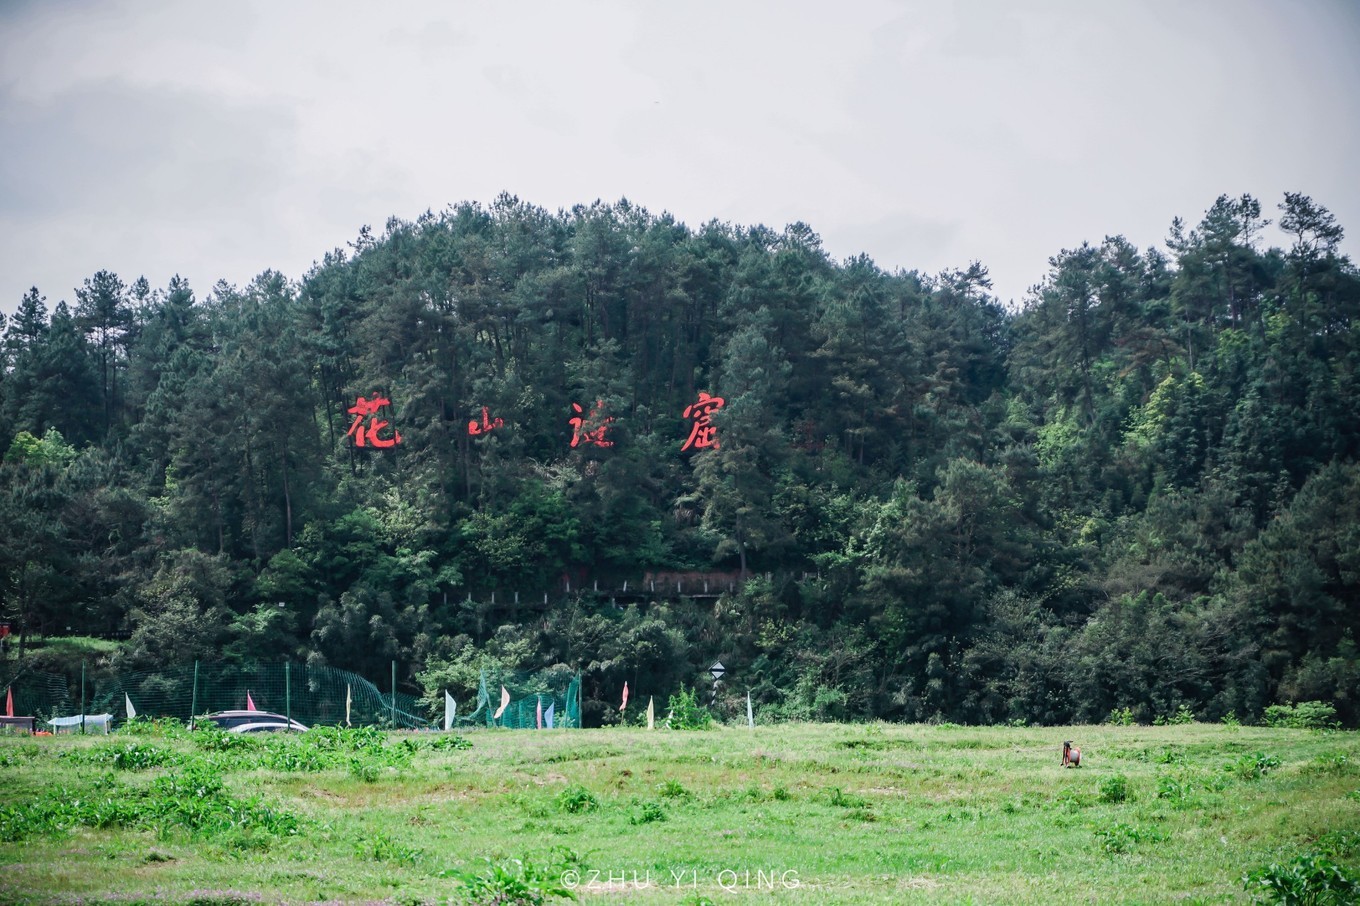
[{"x1": 2, "y1": 721, "x2": 1358, "y2": 904}]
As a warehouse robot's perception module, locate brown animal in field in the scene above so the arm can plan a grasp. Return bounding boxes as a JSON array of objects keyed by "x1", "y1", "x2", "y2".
[{"x1": 1062, "y1": 740, "x2": 1082, "y2": 767}]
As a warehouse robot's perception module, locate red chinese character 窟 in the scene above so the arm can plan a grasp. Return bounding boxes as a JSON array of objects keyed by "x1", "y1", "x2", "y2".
[{"x1": 680, "y1": 391, "x2": 725, "y2": 451}]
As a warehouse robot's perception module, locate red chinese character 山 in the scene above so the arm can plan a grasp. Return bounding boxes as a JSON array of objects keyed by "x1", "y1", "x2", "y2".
[
  {"x1": 568, "y1": 401, "x2": 614, "y2": 448},
  {"x1": 681, "y1": 391, "x2": 725, "y2": 451},
  {"x1": 346, "y1": 394, "x2": 402, "y2": 448},
  {"x1": 468, "y1": 407, "x2": 505, "y2": 437}
]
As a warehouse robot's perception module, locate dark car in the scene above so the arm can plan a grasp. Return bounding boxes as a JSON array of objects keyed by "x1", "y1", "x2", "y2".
[{"x1": 196, "y1": 710, "x2": 309, "y2": 733}]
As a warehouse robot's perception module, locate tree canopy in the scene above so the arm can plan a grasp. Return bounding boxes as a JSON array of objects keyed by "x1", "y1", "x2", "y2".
[{"x1": 3, "y1": 192, "x2": 1358, "y2": 725}]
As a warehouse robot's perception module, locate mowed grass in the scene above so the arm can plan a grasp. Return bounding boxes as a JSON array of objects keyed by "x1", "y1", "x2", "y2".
[{"x1": 2, "y1": 721, "x2": 1359, "y2": 904}]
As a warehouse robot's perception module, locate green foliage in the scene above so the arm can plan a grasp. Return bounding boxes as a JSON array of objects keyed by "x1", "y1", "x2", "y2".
[
  {"x1": 554, "y1": 785, "x2": 598, "y2": 814},
  {"x1": 0, "y1": 764, "x2": 299, "y2": 843},
  {"x1": 1093, "y1": 822, "x2": 1166, "y2": 854},
  {"x1": 1244, "y1": 854, "x2": 1360, "y2": 905},
  {"x1": 1227, "y1": 752, "x2": 1281, "y2": 780},
  {"x1": 1263, "y1": 702, "x2": 1339, "y2": 730},
  {"x1": 1106, "y1": 707, "x2": 1136, "y2": 726},
  {"x1": 629, "y1": 800, "x2": 667, "y2": 825},
  {"x1": 664, "y1": 687, "x2": 713, "y2": 730},
  {"x1": 1099, "y1": 773, "x2": 1131, "y2": 803},
  {"x1": 1154, "y1": 704, "x2": 1197, "y2": 726},
  {"x1": 3, "y1": 192, "x2": 1360, "y2": 730},
  {"x1": 449, "y1": 855, "x2": 578, "y2": 906}
]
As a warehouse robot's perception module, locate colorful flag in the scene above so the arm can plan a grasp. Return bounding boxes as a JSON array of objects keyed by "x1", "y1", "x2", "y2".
[
  {"x1": 620, "y1": 681, "x2": 629, "y2": 712},
  {"x1": 246, "y1": 690, "x2": 257, "y2": 711},
  {"x1": 444, "y1": 690, "x2": 456, "y2": 731},
  {"x1": 124, "y1": 693, "x2": 137, "y2": 720},
  {"x1": 536, "y1": 695, "x2": 543, "y2": 730},
  {"x1": 747, "y1": 690, "x2": 755, "y2": 728},
  {"x1": 646, "y1": 695, "x2": 655, "y2": 730},
  {"x1": 4, "y1": 686, "x2": 11, "y2": 717},
  {"x1": 544, "y1": 701, "x2": 555, "y2": 729},
  {"x1": 345, "y1": 684, "x2": 352, "y2": 727},
  {"x1": 493, "y1": 685, "x2": 510, "y2": 721}
]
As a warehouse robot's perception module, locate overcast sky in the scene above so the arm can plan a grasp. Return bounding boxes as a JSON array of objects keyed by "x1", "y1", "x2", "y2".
[{"x1": 2, "y1": 0, "x2": 1357, "y2": 317}]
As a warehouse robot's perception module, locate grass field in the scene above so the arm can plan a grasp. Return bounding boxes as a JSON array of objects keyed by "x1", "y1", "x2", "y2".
[{"x1": 2, "y1": 721, "x2": 1358, "y2": 905}]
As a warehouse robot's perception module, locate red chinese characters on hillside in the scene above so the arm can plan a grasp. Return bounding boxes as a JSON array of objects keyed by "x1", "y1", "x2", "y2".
[
  {"x1": 346, "y1": 394, "x2": 402, "y2": 448},
  {"x1": 680, "y1": 391, "x2": 725, "y2": 451},
  {"x1": 568, "y1": 401, "x2": 614, "y2": 448},
  {"x1": 468, "y1": 407, "x2": 505, "y2": 437}
]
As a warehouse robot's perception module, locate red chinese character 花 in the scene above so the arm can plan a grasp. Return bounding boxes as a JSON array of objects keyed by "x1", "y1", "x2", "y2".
[
  {"x1": 346, "y1": 394, "x2": 402, "y2": 448},
  {"x1": 680, "y1": 391, "x2": 725, "y2": 451},
  {"x1": 468, "y1": 407, "x2": 505, "y2": 437},
  {"x1": 569, "y1": 400, "x2": 614, "y2": 448}
]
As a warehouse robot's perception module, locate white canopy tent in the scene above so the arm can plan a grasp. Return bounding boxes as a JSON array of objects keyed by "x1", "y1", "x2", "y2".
[{"x1": 47, "y1": 714, "x2": 113, "y2": 735}]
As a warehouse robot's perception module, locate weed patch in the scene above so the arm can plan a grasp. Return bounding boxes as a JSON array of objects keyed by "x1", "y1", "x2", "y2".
[{"x1": 1244, "y1": 853, "x2": 1360, "y2": 904}]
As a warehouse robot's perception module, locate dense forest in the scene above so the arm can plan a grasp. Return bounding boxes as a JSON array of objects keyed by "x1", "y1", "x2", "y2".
[{"x1": 2, "y1": 192, "x2": 1358, "y2": 727}]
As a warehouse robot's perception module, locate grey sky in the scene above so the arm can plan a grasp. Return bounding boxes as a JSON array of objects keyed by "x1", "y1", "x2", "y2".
[{"x1": 2, "y1": 0, "x2": 1357, "y2": 317}]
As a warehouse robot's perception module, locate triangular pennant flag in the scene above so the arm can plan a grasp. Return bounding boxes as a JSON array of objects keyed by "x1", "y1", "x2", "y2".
[
  {"x1": 246, "y1": 690, "x2": 257, "y2": 711},
  {"x1": 124, "y1": 693, "x2": 137, "y2": 720},
  {"x1": 346, "y1": 684, "x2": 352, "y2": 727},
  {"x1": 747, "y1": 690, "x2": 755, "y2": 728},
  {"x1": 544, "y1": 701, "x2": 555, "y2": 729},
  {"x1": 493, "y1": 685, "x2": 510, "y2": 721},
  {"x1": 5, "y1": 686, "x2": 12, "y2": 718},
  {"x1": 444, "y1": 690, "x2": 456, "y2": 732},
  {"x1": 620, "y1": 681, "x2": 629, "y2": 712},
  {"x1": 536, "y1": 695, "x2": 543, "y2": 730},
  {"x1": 647, "y1": 695, "x2": 655, "y2": 730}
]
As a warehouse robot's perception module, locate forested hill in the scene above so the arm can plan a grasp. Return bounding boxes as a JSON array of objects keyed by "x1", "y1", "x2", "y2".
[{"x1": 3, "y1": 192, "x2": 1359, "y2": 727}]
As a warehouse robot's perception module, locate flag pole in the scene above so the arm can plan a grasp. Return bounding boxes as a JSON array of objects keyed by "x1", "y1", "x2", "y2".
[{"x1": 190, "y1": 660, "x2": 199, "y2": 726}]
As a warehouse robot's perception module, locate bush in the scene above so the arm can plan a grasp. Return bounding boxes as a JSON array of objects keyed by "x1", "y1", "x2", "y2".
[
  {"x1": 1263, "y1": 701, "x2": 1339, "y2": 730},
  {"x1": 1106, "y1": 706, "x2": 1135, "y2": 726},
  {"x1": 1244, "y1": 853, "x2": 1360, "y2": 905},
  {"x1": 665, "y1": 687, "x2": 713, "y2": 731},
  {"x1": 1099, "y1": 773, "x2": 1130, "y2": 804},
  {"x1": 555, "y1": 785, "x2": 598, "y2": 814},
  {"x1": 447, "y1": 855, "x2": 578, "y2": 905},
  {"x1": 1228, "y1": 752, "x2": 1281, "y2": 781},
  {"x1": 630, "y1": 800, "x2": 667, "y2": 825},
  {"x1": 1153, "y1": 705, "x2": 1195, "y2": 726}
]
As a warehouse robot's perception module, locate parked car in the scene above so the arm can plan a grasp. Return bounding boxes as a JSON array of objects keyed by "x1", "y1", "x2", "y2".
[{"x1": 195, "y1": 710, "x2": 308, "y2": 733}]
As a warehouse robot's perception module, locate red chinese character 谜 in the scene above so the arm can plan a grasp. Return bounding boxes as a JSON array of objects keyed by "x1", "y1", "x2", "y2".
[
  {"x1": 568, "y1": 400, "x2": 614, "y2": 448},
  {"x1": 468, "y1": 406, "x2": 505, "y2": 437},
  {"x1": 680, "y1": 391, "x2": 725, "y2": 451},
  {"x1": 346, "y1": 394, "x2": 402, "y2": 448}
]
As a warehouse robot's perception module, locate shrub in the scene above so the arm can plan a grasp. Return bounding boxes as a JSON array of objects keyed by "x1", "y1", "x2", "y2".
[
  {"x1": 1244, "y1": 853, "x2": 1360, "y2": 905},
  {"x1": 555, "y1": 785, "x2": 598, "y2": 814},
  {"x1": 656, "y1": 779, "x2": 689, "y2": 799},
  {"x1": 630, "y1": 800, "x2": 667, "y2": 825},
  {"x1": 665, "y1": 687, "x2": 713, "y2": 731},
  {"x1": 1106, "y1": 706, "x2": 1135, "y2": 726},
  {"x1": 1228, "y1": 752, "x2": 1281, "y2": 781},
  {"x1": 1099, "y1": 773, "x2": 1130, "y2": 804},
  {"x1": 1263, "y1": 701, "x2": 1339, "y2": 730},
  {"x1": 447, "y1": 855, "x2": 578, "y2": 905}
]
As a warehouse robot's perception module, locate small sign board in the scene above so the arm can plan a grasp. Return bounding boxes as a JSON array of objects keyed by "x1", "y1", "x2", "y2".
[{"x1": 710, "y1": 661, "x2": 726, "y2": 681}]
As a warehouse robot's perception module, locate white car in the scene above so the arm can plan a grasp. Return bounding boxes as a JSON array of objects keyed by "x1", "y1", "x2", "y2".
[{"x1": 196, "y1": 710, "x2": 309, "y2": 733}]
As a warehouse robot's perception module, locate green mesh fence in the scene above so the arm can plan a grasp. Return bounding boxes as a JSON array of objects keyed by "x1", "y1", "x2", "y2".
[
  {"x1": 0, "y1": 669, "x2": 70, "y2": 729},
  {"x1": 455, "y1": 670, "x2": 582, "y2": 729},
  {"x1": 1, "y1": 663, "x2": 581, "y2": 732},
  {"x1": 2, "y1": 663, "x2": 432, "y2": 730}
]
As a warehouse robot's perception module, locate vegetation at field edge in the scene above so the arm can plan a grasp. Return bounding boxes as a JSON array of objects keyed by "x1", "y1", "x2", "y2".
[{"x1": 1, "y1": 721, "x2": 1357, "y2": 904}]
